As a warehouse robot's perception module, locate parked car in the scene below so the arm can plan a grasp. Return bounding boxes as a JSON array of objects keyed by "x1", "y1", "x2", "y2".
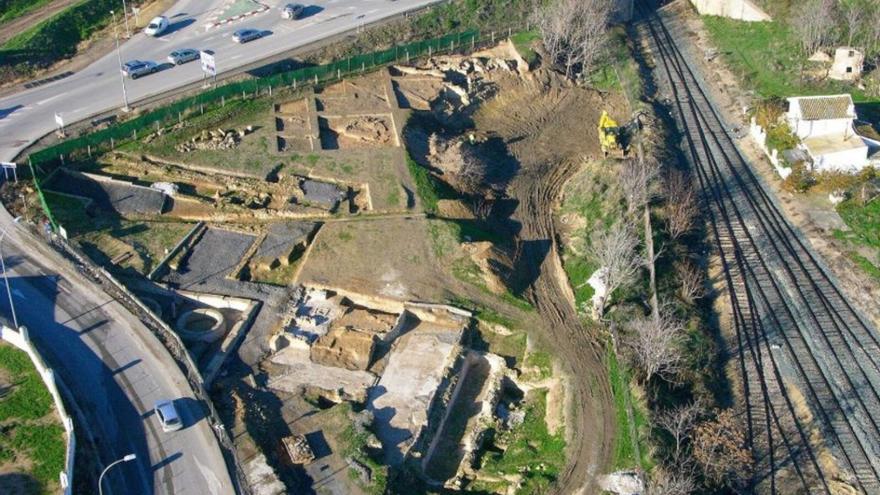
[
  {"x1": 154, "y1": 400, "x2": 183, "y2": 432},
  {"x1": 281, "y1": 3, "x2": 305, "y2": 20},
  {"x1": 168, "y1": 48, "x2": 200, "y2": 65},
  {"x1": 144, "y1": 16, "x2": 169, "y2": 36},
  {"x1": 121, "y1": 60, "x2": 158, "y2": 79},
  {"x1": 232, "y1": 28, "x2": 262, "y2": 44}
]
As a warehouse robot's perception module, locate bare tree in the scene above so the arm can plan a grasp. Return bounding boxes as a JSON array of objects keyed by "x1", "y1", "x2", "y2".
[
  {"x1": 655, "y1": 400, "x2": 704, "y2": 463},
  {"x1": 675, "y1": 261, "x2": 705, "y2": 305},
  {"x1": 648, "y1": 467, "x2": 697, "y2": 495},
  {"x1": 692, "y1": 409, "x2": 754, "y2": 489},
  {"x1": 840, "y1": 0, "x2": 865, "y2": 47},
  {"x1": 620, "y1": 158, "x2": 659, "y2": 219},
  {"x1": 664, "y1": 169, "x2": 698, "y2": 240},
  {"x1": 533, "y1": 0, "x2": 613, "y2": 78},
  {"x1": 792, "y1": 0, "x2": 835, "y2": 56},
  {"x1": 625, "y1": 306, "x2": 685, "y2": 383},
  {"x1": 586, "y1": 221, "x2": 643, "y2": 316}
]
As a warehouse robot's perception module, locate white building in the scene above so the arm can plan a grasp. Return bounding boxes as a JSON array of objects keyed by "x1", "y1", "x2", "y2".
[
  {"x1": 829, "y1": 47, "x2": 864, "y2": 81},
  {"x1": 786, "y1": 94, "x2": 869, "y2": 173}
]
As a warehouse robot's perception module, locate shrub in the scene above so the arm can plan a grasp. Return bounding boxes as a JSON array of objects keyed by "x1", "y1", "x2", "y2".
[{"x1": 782, "y1": 161, "x2": 815, "y2": 193}]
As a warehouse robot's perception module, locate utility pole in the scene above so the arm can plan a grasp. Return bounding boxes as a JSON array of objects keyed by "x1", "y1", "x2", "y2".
[
  {"x1": 121, "y1": 0, "x2": 131, "y2": 38},
  {"x1": 111, "y1": 10, "x2": 130, "y2": 112}
]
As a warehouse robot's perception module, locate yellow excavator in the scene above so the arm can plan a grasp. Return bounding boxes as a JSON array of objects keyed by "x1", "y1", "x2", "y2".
[{"x1": 598, "y1": 110, "x2": 645, "y2": 158}]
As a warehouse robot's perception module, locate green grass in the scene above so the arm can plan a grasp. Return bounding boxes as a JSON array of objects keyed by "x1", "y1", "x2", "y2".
[
  {"x1": 522, "y1": 350, "x2": 553, "y2": 381},
  {"x1": 702, "y1": 16, "x2": 880, "y2": 103},
  {"x1": 0, "y1": 0, "x2": 53, "y2": 25},
  {"x1": 607, "y1": 346, "x2": 650, "y2": 470},
  {"x1": 0, "y1": 345, "x2": 54, "y2": 422},
  {"x1": 406, "y1": 154, "x2": 456, "y2": 214},
  {"x1": 332, "y1": 403, "x2": 387, "y2": 495},
  {"x1": 0, "y1": 343, "x2": 65, "y2": 494},
  {"x1": 478, "y1": 389, "x2": 566, "y2": 494},
  {"x1": 834, "y1": 198, "x2": 880, "y2": 279},
  {"x1": 510, "y1": 30, "x2": 540, "y2": 66}
]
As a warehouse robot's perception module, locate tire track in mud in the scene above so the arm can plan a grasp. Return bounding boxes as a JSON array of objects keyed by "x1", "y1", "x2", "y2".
[{"x1": 509, "y1": 156, "x2": 615, "y2": 494}]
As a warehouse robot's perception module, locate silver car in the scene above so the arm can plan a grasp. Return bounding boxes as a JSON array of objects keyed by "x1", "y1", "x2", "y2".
[
  {"x1": 154, "y1": 400, "x2": 183, "y2": 432},
  {"x1": 168, "y1": 49, "x2": 200, "y2": 65},
  {"x1": 121, "y1": 60, "x2": 158, "y2": 79},
  {"x1": 232, "y1": 28, "x2": 262, "y2": 44}
]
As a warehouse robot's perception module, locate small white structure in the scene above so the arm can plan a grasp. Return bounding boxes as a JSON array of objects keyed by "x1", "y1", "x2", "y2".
[
  {"x1": 689, "y1": 0, "x2": 771, "y2": 22},
  {"x1": 151, "y1": 182, "x2": 179, "y2": 196},
  {"x1": 786, "y1": 94, "x2": 869, "y2": 173},
  {"x1": 829, "y1": 47, "x2": 864, "y2": 81}
]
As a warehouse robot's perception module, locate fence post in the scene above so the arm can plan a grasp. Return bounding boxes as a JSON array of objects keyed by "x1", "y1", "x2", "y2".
[
  {"x1": 87, "y1": 145, "x2": 91, "y2": 158},
  {"x1": 200, "y1": 104, "x2": 204, "y2": 114},
  {"x1": 472, "y1": 35, "x2": 475, "y2": 51},
  {"x1": 133, "y1": 129, "x2": 137, "y2": 140},
  {"x1": 492, "y1": 31, "x2": 495, "y2": 44},
  {"x1": 293, "y1": 78, "x2": 297, "y2": 89},
  {"x1": 314, "y1": 74, "x2": 318, "y2": 85},
  {"x1": 155, "y1": 121, "x2": 160, "y2": 131},
  {"x1": 429, "y1": 46, "x2": 432, "y2": 58},
  {"x1": 222, "y1": 96, "x2": 225, "y2": 107},
  {"x1": 361, "y1": 62, "x2": 365, "y2": 72},
  {"x1": 508, "y1": 27, "x2": 512, "y2": 38},
  {"x1": 59, "y1": 154, "x2": 64, "y2": 165},
  {"x1": 242, "y1": 90, "x2": 246, "y2": 99},
  {"x1": 269, "y1": 85, "x2": 273, "y2": 96},
  {"x1": 337, "y1": 68, "x2": 341, "y2": 80},
  {"x1": 111, "y1": 137, "x2": 115, "y2": 150},
  {"x1": 406, "y1": 49, "x2": 410, "y2": 63},
  {"x1": 451, "y1": 40, "x2": 454, "y2": 53},
  {"x1": 178, "y1": 112, "x2": 182, "y2": 124}
]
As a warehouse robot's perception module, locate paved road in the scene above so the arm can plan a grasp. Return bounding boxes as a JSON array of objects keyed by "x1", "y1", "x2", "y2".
[
  {"x1": 0, "y1": 211, "x2": 232, "y2": 495},
  {"x1": 0, "y1": 0, "x2": 441, "y2": 163}
]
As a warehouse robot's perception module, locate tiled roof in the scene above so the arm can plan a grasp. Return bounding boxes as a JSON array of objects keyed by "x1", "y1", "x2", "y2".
[{"x1": 793, "y1": 95, "x2": 853, "y2": 120}]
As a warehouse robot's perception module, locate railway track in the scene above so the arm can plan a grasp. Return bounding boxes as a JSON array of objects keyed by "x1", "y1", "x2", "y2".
[{"x1": 638, "y1": 3, "x2": 880, "y2": 492}]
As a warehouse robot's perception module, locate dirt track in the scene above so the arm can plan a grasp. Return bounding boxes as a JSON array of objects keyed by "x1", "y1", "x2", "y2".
[
  {"x1": 475, "y1": 73, "x2": 625, "y2": 493},
  {"x1": 0, "y1": 0, "x2": 81, "y2": 45}
]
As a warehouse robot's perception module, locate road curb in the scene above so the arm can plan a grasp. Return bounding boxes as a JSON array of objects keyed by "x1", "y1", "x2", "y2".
[{"x1": 204, "y1": 4, "x2": 270, "y2": 30}]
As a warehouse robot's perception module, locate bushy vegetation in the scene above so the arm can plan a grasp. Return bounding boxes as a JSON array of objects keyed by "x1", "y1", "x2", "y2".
[
  {"x1": 0, "y1": 0, "x2": 53, "y2": 24},
  {"x1": 0, "y1": 0, "x2": 147, "y2": 80},
  {"x1": 476, "y1": 389, "x2": 566, "y2": 494}
]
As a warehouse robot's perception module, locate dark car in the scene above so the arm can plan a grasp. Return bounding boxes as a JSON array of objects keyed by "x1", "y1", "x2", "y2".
[
  {"x1": 232, "y1": 28, "x2": 262, "y2": 44},
  {"x1": 168, "y1": 48, "x2": 200, "y2": 65},
  {"x1": 281, "y1": 3, "x2": 305, "y2": 20},
  {"x1": 121, "y1": 60, "x2": 158, "y2": 79}
]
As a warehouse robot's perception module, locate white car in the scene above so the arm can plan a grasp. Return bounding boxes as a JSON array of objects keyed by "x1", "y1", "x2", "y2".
[
  {"x1": 154, "y1": 400, "x2": 183, "y2": 432},
  {"x1": 145, "y1": 16, "x2": 169, "y2": 36}
]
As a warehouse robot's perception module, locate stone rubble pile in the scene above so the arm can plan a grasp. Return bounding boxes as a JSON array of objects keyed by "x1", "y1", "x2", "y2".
[{"x1": 176, "y1": 125, "x2": 255, "y2": 152}]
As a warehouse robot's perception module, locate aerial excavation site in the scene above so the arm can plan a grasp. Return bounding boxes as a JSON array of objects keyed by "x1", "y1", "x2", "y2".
[{"x1": 0, "y1": 0, "x2": 879, "y2": 494}]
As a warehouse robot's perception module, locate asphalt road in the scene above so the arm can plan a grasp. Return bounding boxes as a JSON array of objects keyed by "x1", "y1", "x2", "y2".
[
  {"x1": 0, "y1": 0, "x2": 442, "y2": 163},
  {"x1": 0, "y1": 0, "x2": 441, "y2": 493},
  {"x1": 0, "y1": 211, "x2": 232, "y2": 495}
]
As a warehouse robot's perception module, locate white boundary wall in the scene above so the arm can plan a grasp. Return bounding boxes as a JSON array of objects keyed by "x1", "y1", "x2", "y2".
[
  {"x1": 0, "y1": 325, "x2": 75, "y2": 495},
  {"x1": 690, "y1": 0, "x2": 771, "y2": 21}
]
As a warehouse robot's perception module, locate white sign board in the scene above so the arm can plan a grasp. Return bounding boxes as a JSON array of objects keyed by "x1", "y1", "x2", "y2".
[
  {"x1": 54, "y1": 113, "x2": 64, "y2": 127},
  {"x1": 200, "y1": 51, "x2": 216, "y2": 76}
]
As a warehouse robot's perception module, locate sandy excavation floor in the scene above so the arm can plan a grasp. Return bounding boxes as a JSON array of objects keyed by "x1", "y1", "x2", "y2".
[{"x1": 297, "y1": 218, "x2": 455, "y2": 302}]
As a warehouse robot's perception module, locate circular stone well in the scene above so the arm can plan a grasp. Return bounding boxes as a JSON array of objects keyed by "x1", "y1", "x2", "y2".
[{"x1": 176, "y1": 308, "x2": 226, "y2": 343}]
